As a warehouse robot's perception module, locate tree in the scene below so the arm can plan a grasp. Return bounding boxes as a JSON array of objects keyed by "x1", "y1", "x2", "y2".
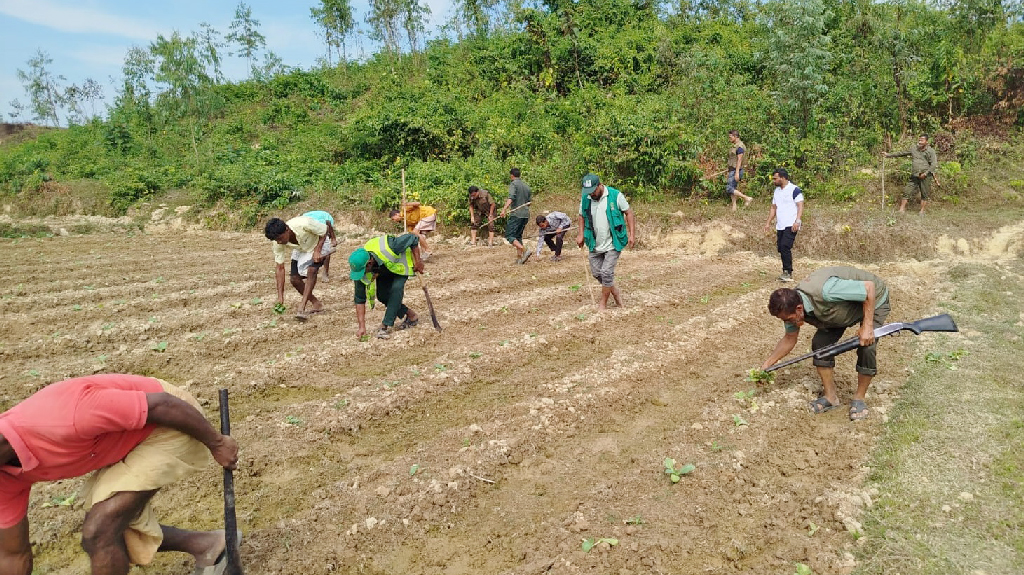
[
  {"x1": 311, "y1": 0, "x2": 356, "y2": 64},
  {"x1": 16, "y1": 49, "x2": 65, "y2": 127},
  {"x1": 226, "y1": 2, "x2": 266, "y2": 75},
  {"x1": 759, "y1": 0, "x2": 833, "y2": 137},
  {"x1": 367, "y1": 0, "x2": 404, "y2": 53},
  {"x1": 401, "y1": 0, "x2": 431, "y2": 52}
]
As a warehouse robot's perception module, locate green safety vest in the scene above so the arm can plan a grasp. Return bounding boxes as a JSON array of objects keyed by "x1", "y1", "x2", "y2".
[
  {"x1": 581, "y1": 187, "x2": 629, "y2": 252},
  {"x1": 360, "y1": 235, "x2": 415, "y2": 307}
]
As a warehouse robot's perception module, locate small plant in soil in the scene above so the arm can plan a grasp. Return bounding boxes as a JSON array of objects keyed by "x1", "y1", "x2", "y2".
[
  {"x1": 332, "y1": 399, "x2": 348, "y2": 409},
  {"x1": 581, "y1": 537, "x2": 618, "y2": 552},
  {"x1": 284, "y1": 415, "x2": 303, "y2": 426},
  {"x1": 250, "y1": 297, "x2": 263, "y2": 305},
  {"x1": 151, "y1": 341, "x2": 168, "y2": 352},
  {"x1": 72, "y1": 304, "x2": 82, "y2": 311},
  {"x1": 409, "y1": 464, "x2": 420, "y2": 476},
  {"x1": 469, "y1": 352, "x2": 482, "y2": 359},
  {"x1": 732, "y1": 414, "x2": 748, "y2": 426},
  {"x1": 663, "y1": 458, "x2": 695, "y2": 483},
  {"x1": 793, "y1": 564, "x2": 814, "y2": 575},
  {"x1": 568, "y1": 284, "x2": 581, "y2": 292},
  {"x1": 273, "y1": 302, "x2": 287, "y2": 315},
  {"x1": 744, "y1": 369, "x2": 775, "y2": 388},
  {"x1": 41, "y1": 494, "x2": 76, "y2": 508},
  {"x1": 624, "y1": 516, "x2": 645, "y2": 525}
]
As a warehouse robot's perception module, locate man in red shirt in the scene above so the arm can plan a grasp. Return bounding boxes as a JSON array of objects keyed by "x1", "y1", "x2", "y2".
[{"x1": 0, "y1": 374, "x2": 239, "y2": 575}]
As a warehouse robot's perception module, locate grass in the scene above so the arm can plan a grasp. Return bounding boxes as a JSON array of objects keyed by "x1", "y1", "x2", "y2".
[{"x1": 855, "y1": 262, "x2": 1024, "y2": 575}]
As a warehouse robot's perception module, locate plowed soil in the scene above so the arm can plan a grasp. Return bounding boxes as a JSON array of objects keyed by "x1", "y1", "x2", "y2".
[{"x1": 2, "y1": 220, "x2": 1020, "y2": 575}]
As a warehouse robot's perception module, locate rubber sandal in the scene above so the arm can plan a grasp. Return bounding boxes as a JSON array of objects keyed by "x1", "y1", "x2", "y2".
[
  {"x1": 849, "y1": 399, "x2": 869, "y2": 421},
  {"x1": 396, "y1": 317, "x2": 419, "y2": 330},
  {"x1": 809, "y1": 396, "x2": 838, "y2": 414},
  {"x1": 193, "y1": 531, "x2": 242, "y2": 575}
]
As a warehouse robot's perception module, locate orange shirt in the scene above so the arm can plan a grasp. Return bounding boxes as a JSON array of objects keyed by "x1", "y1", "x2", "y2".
[
  {"x1": 402, "y1": 205, "x2": 437, "y2": 231},
  {"x1": 0, "y1": 374, "x2": 163, "y2": 527}
]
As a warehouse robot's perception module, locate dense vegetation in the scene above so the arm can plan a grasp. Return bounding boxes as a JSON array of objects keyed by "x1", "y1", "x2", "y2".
[{"x1": 2, "y1": 0, "x2": 1022, "y2": 223}]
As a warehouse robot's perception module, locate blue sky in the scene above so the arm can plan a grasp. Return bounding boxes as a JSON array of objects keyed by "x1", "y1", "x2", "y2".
[{"x1": 0, "y1": 0, "x2": 456, "y2": 123}]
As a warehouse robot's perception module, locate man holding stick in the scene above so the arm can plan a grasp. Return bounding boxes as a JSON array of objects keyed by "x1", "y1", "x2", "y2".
[
  {"x1": 467, "y1": 186, "x2": 496, "y2": 246},
  {"x1": 760, "y1": 266, "x2": 891, "y2": 421},
  {"x1": 883, "y1": 135, "x2": 938, "y2": 215},
  {"x1": 577, "y1": 173, "x2": 636, "y2": 309},
  {"x1": 0, "y1": 374, "x2": 239, "y2": 575},
  {"x1": 535, "y1": 211, "x2": 571, "y2": 261},
  {"x1": 501, "y1": 167, "x2": 532, "y2": 264},
  {"x1": 348, "y1": 234, "x2": 426, "y2": 340}
]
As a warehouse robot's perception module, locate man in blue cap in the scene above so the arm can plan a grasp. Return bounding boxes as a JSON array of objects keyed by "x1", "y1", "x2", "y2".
[
  {"x1": 348, "y1": 233, "x2": 426, "y2": 339},
  {"x1": 576, "y1": 173, "x2": 635, "y2": 310}
]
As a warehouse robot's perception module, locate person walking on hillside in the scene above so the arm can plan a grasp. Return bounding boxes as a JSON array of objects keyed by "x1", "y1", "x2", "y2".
[
  {"x1": 535, "y1": 211, "x2": 571, "y2": 261},
  {"x1": 265, "y1": 215, "x2": 335, "y2": 319},
  {"x1": 0, "y1": 373, "x2": 240, "y2": 575},
  {"x1": 302, "y1": 210, "x2": 339, "y2": 281},
  {"x1": 726, "y1": 129, "x2": 754, "y2": 211},
  {"x1": 576, "y1": 173, "x2": 636, "y2": 309},
  {"x1": 391, "y1": 201, "x2": 437, "y2": 258},
  {"x1": 501, "y1": 167, "x2": 532, "y2": 264},
  {"x1": 348, "y1": 233, "x2": 426, "y2": 340},
  {"x1": 467, "y1": 185, "x2": 496, "y2": 246},
  {"x1": 763, "y1": 168, "x2": 804, "y2": 282},
  {"x1": 883, "y1": 135, "x2": 938, "y2": 215},
  {"x1": 760, "y1": 266, "x2": 891, "y2": 421}
]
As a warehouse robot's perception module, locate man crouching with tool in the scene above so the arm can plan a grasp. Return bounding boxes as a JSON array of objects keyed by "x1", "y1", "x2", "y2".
[
  {"x1": 760, "y1": 266, "x2": 891, "y2": 421},
  {"x1": 348, "y1": 233, "x2": 426, "y2": 340},
  {"x1": 0, "y1": 374, "x2": 239, "y2": 575}
]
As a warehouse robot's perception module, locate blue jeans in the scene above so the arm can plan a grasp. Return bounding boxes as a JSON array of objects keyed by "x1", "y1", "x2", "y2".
[{"x1": 726, "y1": 169, "x2": 743, "y2": 196}]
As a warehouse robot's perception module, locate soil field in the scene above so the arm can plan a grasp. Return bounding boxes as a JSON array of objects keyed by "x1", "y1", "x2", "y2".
[{"x1": 1, "y1": 219, "x2": 1020, "y2": 575}]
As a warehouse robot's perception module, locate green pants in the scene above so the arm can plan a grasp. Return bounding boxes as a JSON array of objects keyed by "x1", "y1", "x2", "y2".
[
  {"x1": 374, "y1": 270, "x2": 409, "y2": 327},
  {"x1": 903, "y1": 174, "x2": 932, "y2": 201}
]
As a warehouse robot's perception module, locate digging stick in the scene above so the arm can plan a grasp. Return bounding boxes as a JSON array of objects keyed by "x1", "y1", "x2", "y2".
[
  {"x1": 402, "y1": 169, "x2": 408, "y2": 232},
  {"x1": 418, "y1": 275, "x2": 442, "y2": 331},
  {"x1": 580, "y1": 247, "x2": 596, "y2": 308},
  {"x1": 881, "y1": 157, "x2": 885, "y2": 209},
  {"x1": 218, "y1": 389, "x2": 244, "y2": 575}
]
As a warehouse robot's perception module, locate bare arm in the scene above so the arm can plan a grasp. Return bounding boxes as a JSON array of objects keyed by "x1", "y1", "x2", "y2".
[
  {"x1": 0, "y1": 518, "x2": 31, "y2": 575},
  {"x1": 625, "y1": 208, "x2": 636, "y2": 249},
  {"x1": 793, "y1": 201, "x2": 804, "y2": 231},
  {"x1": 501, "y1": 197, "x2": 512, "y2": 216},
  {"x1": 355, "y1": 303, "x2": 367, "y2": 338},
  {"x1": 859, "y1": 281, "x2": 876, "y2": 346},
  {"x1": 576, "y1": 214, "x2": 586, "y2": 248},
  {"x1": 145, "y1": 393, "x2": 238, "y2": 469},
  {"x1": 468, "y1": 201, "x2": 476, "y2": 224},
  {"x1": 489, "y1": 202, "x2": 496, "y2": 219},
  {"x1": 735, "y1": 152, "x2": 744, "y2": 178},
  {"x1": 760, "y1": 331, "x2": 800, "y2": 370},
  {"x1": 411, "y1": 245, "x2": 425, "y2": 274},
  {"x1": 312, "y1": 234, "x2": 327, "y2": 263},
  {"x1": 326, "y1": 222, "x2": 336, "y2": 245},
  {"x1": 764, "y1": 204, "x2": 777, "y2": 232},
  {"x1": 275, "y1": 263, "x2": 286, "y2": 305}
]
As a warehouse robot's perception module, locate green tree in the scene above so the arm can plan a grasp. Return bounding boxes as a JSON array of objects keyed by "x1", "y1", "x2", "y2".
[
  {"x1": 15, "y1": 49, "x2": 65, "y2": 127},
  {"x1": 367, "y1": 0, "x2": 403, "y2": 53},
  {"x1": 226, "y1": 2, "x2": 266, "y2": 75},
  {"x1": 311, "y1": 0, "x2": 356, "y2": 64},
  {"x1": 401, "y1": 0, "x2": 431, "y2": 52},
  {"x1": 760, "y1": 0, "x2": 832, "y2": 137}
]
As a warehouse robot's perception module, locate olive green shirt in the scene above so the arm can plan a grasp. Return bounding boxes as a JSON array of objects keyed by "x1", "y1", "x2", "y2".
[
  {"x1": 728, "y1": 140, "x2": 746, "y2": 169},
  {"x1": 889, "y1": 145, "x2": 938, "y2": 177},
  {"x1": 508, "y1": 178, "x2": 531, "y2": 216}
]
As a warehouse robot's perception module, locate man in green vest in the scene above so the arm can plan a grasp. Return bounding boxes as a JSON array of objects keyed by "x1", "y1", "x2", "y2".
[
  {"x1": 760, "y1": 266, "x2": 891, "y2": 421},
  {"x1": 348, "y1": 234, "x2": 426, "y2": 340},
  {"x1": 576, "y1": 173, "x2": 636, "y2": 310},
  {"x1": 883, "y1": 135, "x2": 939, "y2": 215}
]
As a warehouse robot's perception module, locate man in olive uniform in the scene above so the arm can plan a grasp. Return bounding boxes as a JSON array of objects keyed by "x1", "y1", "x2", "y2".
[
  {"x1": 348, "y1": 234, "x2": 426, "y2": 340},
  {"x1": 760, "y1": 266, "x2": 891, "y2": 421},
  {"x1": 726, "y1": 129, "x2": 754, "y2": 211},
  {"x1": 884, "y1": 135, "x2": 938, "y2": 215},
  {"x1": 501, "y1": 167, "x2": 532, "y2": 263},
  {"x1": 467, "y1": 186, "x2": 496, "y2": 246}
]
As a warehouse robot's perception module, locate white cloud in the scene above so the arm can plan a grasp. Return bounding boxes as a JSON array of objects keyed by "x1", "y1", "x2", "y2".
[
  {"x1": 69, "y1": 44, "x2": 131, "y2": 68},
  {"x1": 0, "y1": 0, "x2": 161, "y2": 40}
]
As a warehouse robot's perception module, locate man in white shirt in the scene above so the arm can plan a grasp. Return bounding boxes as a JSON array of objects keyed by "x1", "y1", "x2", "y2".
[{"x1": 763, "y1": 168, "x2": 804, "y2": 282}]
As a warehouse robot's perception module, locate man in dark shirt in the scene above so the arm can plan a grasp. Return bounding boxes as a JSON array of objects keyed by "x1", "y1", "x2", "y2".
[{"x1": 501, "y1": 167, "x2": 532, "y2": 264}]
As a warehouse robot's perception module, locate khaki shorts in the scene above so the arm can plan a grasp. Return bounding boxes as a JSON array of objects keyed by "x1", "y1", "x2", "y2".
[
  {"x1": 413, "y1": 214, "x2": 437, "y2": 233},
  {"x1": 79, "y1": 381, "x2": 210, "y2": 566}
]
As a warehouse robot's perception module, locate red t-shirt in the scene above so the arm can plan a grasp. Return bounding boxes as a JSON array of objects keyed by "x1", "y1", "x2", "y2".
[{"x1": 0, "y1": 374, "x2": 163, "y2": 528}]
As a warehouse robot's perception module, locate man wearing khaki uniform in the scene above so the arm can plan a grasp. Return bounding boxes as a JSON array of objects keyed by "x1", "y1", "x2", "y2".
[{"x1": 884, "y1": 135, "x2": 938, "y2": 215}]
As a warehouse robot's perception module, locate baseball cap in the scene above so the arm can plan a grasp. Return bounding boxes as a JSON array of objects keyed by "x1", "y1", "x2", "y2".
[
  {"x1": 349, "y1": 248, "x2": 370, "y2": 280},
  {"x1": 582, "y1": 174, "x2": 601, "y2": 195}
]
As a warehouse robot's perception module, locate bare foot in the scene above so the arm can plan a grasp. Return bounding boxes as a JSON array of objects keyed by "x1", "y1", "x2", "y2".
[
  {"x1": 730, "y1": 203, "x2": 737, "y2": 212},
  {"x1": 744, "y1": 196, "x2": 753, "y2": 207},
  {"x1": 193, "y1": 530, "x2": 227, "y2": 568}
]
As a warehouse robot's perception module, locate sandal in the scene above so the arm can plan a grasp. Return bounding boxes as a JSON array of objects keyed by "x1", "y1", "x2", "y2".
[
  {"x1": 397, "y1": 317, "x2": 419, "y2": 330},
  {"x1": 809, "y1": 396, "x2": 838, "y2": 414},
  {"x1": 849, "y1": 399, "x2": 869, "y2": 421}
]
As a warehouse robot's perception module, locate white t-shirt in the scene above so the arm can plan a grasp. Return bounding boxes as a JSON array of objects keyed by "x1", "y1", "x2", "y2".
[
  {"x1": 579, "y1": 187, "x2": 630, "y2": 253},
  {"x1": 772, "y1": 182, "x2": 804, "y2": 230}
]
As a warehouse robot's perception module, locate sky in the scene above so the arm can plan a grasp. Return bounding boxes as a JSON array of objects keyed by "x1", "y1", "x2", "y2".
[{"x1": 0, "y1": 0, "x2": 457, "y2": 124}]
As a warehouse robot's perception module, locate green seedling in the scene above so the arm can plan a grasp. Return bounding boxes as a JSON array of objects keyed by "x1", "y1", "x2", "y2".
[
  {"x1": 359, "y1": 335, "x2": 370, "y2": 342},
  {"x1": 462, "y1": 438, "x2": 471, "y2": 447},
  {"x1": 469, "y1": 352, "x2": 482, "y2": 359},
  {"x1": 925, "y1": 351, "x2": 944, "y2": 363},
  {"x1": 284, "y1": 415, "x2": 303, "y2": 426},
  {"x1": 41, "y1": 494, "x2": 76, "y2": 508},
  {"x1": 663, "y1": 457, "x2": 696, "y2": 483},
  {"x1": 501, "y1": 306, "x2": 509, "y2": 313},
  {"x1": 568, "y1": 284, "x2": 581, "y2": 292},
  {"x1": 72, "y1": 304, "x2": 83, "y2": 311},
  {"x1": 740, "y1": 282, "x2": 752, "y2": 288},
  {"x1": 273, "y1": 302, "x2": 286, "y2": 315},
  {"x1": 96, "y1": 355, "x2": 107, "y2": 363},
  {"x1": 434, "y1": 364, "x2": 447, "y2": 372},
  {"x1": 699, "y1": 294, "x2": 711, "y2": 304},
  {"x1": 148, "y1": 316, "x2": 158, "y2": 323},
  {"x1": 624, "y1": 516, "x2": 645, "y2": 526},
  {"x1": 83, "y1": 285, "x2": 95, "y2": 290},
  {"x1": 734, "y1": 389, "x2": 757, "y2": 402},
  {"x1": 948, "y1": 349, "x2": 969, "y2": 361},
  {"x1": 192, "y1": 332, "x2": 206, "y2": 342},
  {"x1": 153, "y1": 276, "x2": 165, "y2": 283},
  {"x1": 500, "y1": 340, "x2": 510, "y2": 346},
  {"x1": 151, "y1": 342, "x2": 168, "y2": 352},
  {"x1": 794, "y1": 564, "x2": 814, "y2": 575},
  {"x1": 250, "y1": 297, "x2": 263, "y2": 305},
  {"x1": 26, "y1": 369, "x2": 41, "y2": 378},
  {"x1": 102, "y1": 323, "x2": 114, "y2": 331},
  {"x1": 581, "y1": 537, "x2": 619, "y2": 552},
  {"x1": 732, "y1": 414, "x2": 748, "y2": 426},
  {"x1": 222, "y1": 328, "x2": 237, "y2": 336},
  {"x1": 576, "y1": 313, "x2": 587, "y2": 321},
  {"x1": 409, "y1": 464, "x2": 420, "y2": 476},
  {"x1": 231, "y1": 302, "x2": 243, "y2": 309},
  {"x1": 332, "y1": 399, "x2": 349, "y2": 409},
  {"x1": 745, "y1": 369, "x2": 775, "y2": 387},
  {"x1": 808, "y1": 522, "x2": 819, "y2": 536}
]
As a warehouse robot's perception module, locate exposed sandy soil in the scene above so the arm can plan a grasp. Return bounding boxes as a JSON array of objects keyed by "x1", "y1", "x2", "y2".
[{"x1": 1, "y1": 218, "x2": 1020, "y2": 575}]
